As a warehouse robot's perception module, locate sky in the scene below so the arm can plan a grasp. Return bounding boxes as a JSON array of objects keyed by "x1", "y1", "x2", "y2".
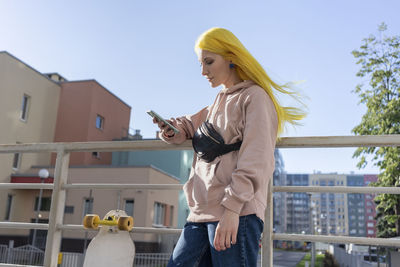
[{"x1": 1, "y1": 0, "x2": 399, "y2": 175}]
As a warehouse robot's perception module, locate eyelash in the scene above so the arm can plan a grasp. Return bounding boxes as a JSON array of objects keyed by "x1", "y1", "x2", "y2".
[{"x1": 200, "y1": 60, "x2": 213, "y2": 66}]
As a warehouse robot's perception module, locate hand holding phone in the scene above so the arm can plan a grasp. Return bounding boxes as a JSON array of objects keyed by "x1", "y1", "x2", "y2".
[{"x1": 147, "y1": 110, "x2": 180, "y2": 134}]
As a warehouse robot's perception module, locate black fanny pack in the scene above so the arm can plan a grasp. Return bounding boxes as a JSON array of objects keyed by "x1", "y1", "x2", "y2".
[{"x1": 192, "y1": 121, "x2": 242, "y2": 163}]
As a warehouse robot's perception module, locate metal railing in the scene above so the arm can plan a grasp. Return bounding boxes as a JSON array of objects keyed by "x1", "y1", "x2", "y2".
[
  {"x1": 1, "y1": 135, "x2": 400, "y2": 266},
  {"x1": 0, "y1": 245, "x2": 44, "y2": 266}
]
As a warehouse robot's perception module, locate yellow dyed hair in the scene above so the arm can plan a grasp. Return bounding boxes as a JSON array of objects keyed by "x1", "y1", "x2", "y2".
[{"x1": 195, "y1": 27, "x2": 306, "y2": 136}]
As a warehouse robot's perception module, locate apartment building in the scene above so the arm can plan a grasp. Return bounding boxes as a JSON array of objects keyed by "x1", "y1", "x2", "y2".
[
  {"x1": 286, "y1": 174, "x2": 310, "y2": 234},
  {"x1": 364, "y1": 175, "x2": 378, "y2": 237},
  {"x1": 112, "y1": 136, "x2": 193, "y2": 229},
  {"x1": 1, "y1": 51, "x2": 180, "y2": 253},
  {"x1": 309, "y1": 174, "x2": 348, "y2": 236},
  {"x1": 347, "y1": 175, "x2": 366, "y2": 237},
  {"x1": 51, "y1": 79, "x2": 131, "y2": 166},
  {"x1": 8, "y1": 165, "x2": 179, "y2": 253},
  {"x1": 0, "y1": 51, "x2": 61, "y2": 240},
  {"x1": 272, "y1": 150, "x2": 286, "y2": 234}
]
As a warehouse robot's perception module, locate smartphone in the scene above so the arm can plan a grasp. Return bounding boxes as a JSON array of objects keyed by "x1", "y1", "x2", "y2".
[{"x1": 147, "y1": 110, "x2": 180, "y2": 134}]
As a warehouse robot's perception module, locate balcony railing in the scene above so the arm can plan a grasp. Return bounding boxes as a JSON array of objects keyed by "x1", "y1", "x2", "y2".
[{"x1": 1, "y1": 135, "x2": 400, "y2": 266}]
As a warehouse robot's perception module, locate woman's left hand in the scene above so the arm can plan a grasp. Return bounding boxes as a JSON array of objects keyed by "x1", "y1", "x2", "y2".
[{"x1": 213, "y1": 208, "x2": 239, "y2": 251}]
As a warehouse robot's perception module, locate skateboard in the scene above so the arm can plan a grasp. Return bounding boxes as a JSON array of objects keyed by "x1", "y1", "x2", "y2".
[{"x1": 82, "y1": 210, "x2": 135, "y2": 267}]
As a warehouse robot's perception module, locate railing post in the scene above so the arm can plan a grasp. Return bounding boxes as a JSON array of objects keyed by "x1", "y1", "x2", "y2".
[
  {"x1": 262, "y1": 178, "x2": 273, "y2": 266},
  {"x1": 44, "y1": 148, "x2": 70, "y2": 267}
]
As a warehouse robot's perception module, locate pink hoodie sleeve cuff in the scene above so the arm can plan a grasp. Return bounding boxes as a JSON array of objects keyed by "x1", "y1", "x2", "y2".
[
  {"x1": 159, "y1": 131, "x2": 176, "y2": 142},
  {"x1": 220, "y1": 195, "x2": 244, "y2": 215}
]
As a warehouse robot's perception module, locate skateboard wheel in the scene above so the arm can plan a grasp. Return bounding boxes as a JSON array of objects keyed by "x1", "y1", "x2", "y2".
[
  {"x1": 83, "y1": 214, "x2": 100, "y2": 229},
  {"x1": 117, "y1": 216, "x2": 133, "y2": 231}
]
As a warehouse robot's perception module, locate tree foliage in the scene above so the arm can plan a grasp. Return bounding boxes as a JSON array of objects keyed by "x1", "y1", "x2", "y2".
[{"x1": 352, "y1": 23, "x2": 400, "y2": 238}]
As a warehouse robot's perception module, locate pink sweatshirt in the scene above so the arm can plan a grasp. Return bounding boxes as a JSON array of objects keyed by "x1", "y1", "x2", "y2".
[{"x1": 160, "y1": 80, "x2": 278, "y2": 222}]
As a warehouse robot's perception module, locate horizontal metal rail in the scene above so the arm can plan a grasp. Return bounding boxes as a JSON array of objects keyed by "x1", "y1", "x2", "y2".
[
  {"x1": 1, "y1": 134, "x2": 400, "y2": 154},
  {"x1": 4, "y1": 183, "x2": 400, "y2": 195},
  {"x1": 274, "y1": 186, "x2": 400, "y2": 194},
  {"x1": 0, "y1": 222, "x2": 183, "y2": 234},
  {"x1": 60, "y1": 224, "x2": 182, "y2": 234},
  {"x1": 0, "y1": 222, "x2": 49, "y2": 230},
  {"x1": 274, "y1": 234, "x2": 400, "y2": 247},
  {"x1": 63, "y1": 183, "x2": 184, "y2": 190},
  {"x1": 4, "y1": 221, "x2": 399, "y2": 248},
  {"x1": 276, "y1": 134, "x2": 400, "y2": 148},
  {"x1": 0, "y1": 183, "x2": 54, "y2": 189}
]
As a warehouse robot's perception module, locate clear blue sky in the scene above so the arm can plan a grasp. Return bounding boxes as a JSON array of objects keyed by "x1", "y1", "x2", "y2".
[{"x1": 1, "y1": 1, "x2": 399, "y2": 174}]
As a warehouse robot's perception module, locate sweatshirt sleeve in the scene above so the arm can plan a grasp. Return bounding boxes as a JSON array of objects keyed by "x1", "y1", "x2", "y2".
[
  {"x1": 220, "y1": 87, "x2": 278, "y2": 214},
  {"x1": 159, "y1": 106, "x2": 210, "y2": 144}
]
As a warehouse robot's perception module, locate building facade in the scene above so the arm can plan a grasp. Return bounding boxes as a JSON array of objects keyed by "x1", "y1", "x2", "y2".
[
  {"x1": 272, "y1": 149, "x2": 286, "y2": 234},
  {"x1": 287, "y1": 173, "x2": 378, "y2": 239},
  {"x1": 364, "y1": 175, "x2": 378, "y2": 237},
  {"x1": 1, "y1": 51, "x2": 179, "y2": 253},
  {"x1": 51, "y1": 79, "x2": 131, "y2": 166},
  {"x1": 0, "y1": 51, "x2": 61, "y2": 239},
  {"x1": 112, "y1": 132, "x2": 194, "y2": 229},
  {"x1": 347, "y1": 175, "x2": 366, "y2": 237},
  {"x1": 7, "y1": 165, "x2": 179, "y2": 253},
  {"x1": 285, "y1": 174, "x2": 310, "y2": 234},
  {"x1": 309, "y1": 174, "x2": 348, "y2": 236}
]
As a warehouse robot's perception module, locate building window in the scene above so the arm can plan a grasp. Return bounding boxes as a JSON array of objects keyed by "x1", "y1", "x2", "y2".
[
  {"x1": 12, "y1": 153, "x2": 21, "y2": 170},
  {"x1": 5, "y1": 195, "x2": 13, "y2": 220},
  {"x1": 153, "y1": 202, "x2": 166, "y2": 226},
  {"x1": 92, "y1": 152, "x2": 101, "y2": 159},
  {"x1": 34, "y1": 197, "x2": 51, "y2": 211},
  {"x1": 20, "y1": 94, "x2": 30, "y2": 121},
  {"x1": 169, "y1": 206, "x2": 174, "y2": 226},
  {"x1": 124, "y1": 199, "x2": 134, "y2": 217},
  {"x1": 29, "y1": 218, "x2": 48, "y2": 250},
  {"x1": 83, "y1": 198, "x2": 94, "y2": 217},
  {"x1": 96, "y1": 115, "x2": 104, "y2": 130},
  {"x1": 64, "y1": 206, "x2": 74, "y2": 214}
]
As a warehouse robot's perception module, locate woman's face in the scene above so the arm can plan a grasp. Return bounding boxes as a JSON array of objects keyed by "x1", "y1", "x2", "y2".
[{"x1": 198, "y1": 50, "x2": 233, "y2": 88}]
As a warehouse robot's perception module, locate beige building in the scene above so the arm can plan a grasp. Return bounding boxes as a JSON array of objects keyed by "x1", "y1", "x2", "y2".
[
  {"x1": 10, "y1": 165, "x2": 179, "y2": 252},
  {"x1": 309, "y1": 173, "x2": 348, "y2": 236},
  {"x1": 1, "y1": 51, "x2": 178, "y2": 253},
  {"x1": 0, "y1": 52, "x2": 61, "y2": 240}
]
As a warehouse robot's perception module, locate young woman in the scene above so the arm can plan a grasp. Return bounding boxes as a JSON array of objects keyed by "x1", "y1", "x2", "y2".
[{"x1": 154, "y1": 27, "x2": 305, "y2": 267}]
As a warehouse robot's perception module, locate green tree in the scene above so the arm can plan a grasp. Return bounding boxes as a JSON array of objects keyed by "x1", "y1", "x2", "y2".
[{"x1": 352, "y1": 23, "x2": 400, "y2": 238}]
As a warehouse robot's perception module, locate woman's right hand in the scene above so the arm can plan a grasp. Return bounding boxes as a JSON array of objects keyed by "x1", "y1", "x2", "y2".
[{"x1": 153, "y1": 117, "x2": 175, "y2": 137}]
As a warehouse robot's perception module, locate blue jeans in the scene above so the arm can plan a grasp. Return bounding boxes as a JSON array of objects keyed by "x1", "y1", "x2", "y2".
[{"x1": 167, "y1": 214, "x2": 263, "y2": 267}]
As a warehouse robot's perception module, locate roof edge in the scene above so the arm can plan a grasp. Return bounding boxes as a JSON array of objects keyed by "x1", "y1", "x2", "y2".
[
  {"x1": 0, "y1": 51, "x2": 62, "y2": 87},
  {"x1": 60, "y1": 79, "x2": 131, "y2": 109}
]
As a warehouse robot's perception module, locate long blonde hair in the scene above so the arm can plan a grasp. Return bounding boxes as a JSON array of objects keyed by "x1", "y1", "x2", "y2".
[{"x1": 195, "y1": 27, "x2": 306, "y2": 136}]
